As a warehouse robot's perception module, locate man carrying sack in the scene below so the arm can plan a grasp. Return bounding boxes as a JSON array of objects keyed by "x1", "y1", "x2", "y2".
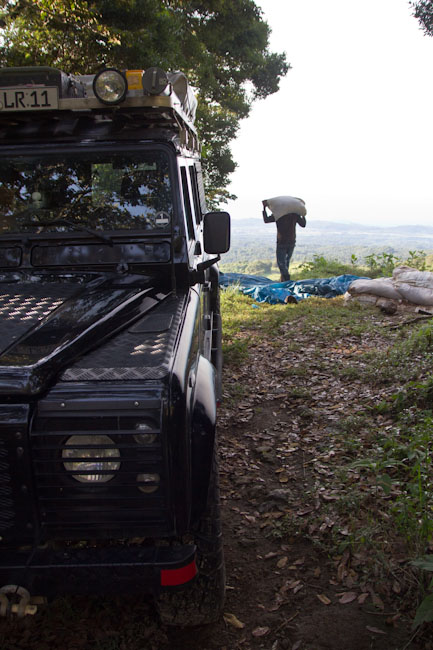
[{"x1": 262, "y1": 195, "x2": 307, "y2": 282}]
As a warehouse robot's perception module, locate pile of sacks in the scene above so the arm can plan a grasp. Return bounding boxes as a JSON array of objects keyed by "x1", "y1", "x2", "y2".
[{"x1": 345, "y1": 267, "x2": 433, "y2": 314}]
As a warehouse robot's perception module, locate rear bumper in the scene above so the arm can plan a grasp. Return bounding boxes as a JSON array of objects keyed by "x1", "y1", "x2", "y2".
[{"x1": 0, "y1": 544, "x2": 197, "y2": 597}]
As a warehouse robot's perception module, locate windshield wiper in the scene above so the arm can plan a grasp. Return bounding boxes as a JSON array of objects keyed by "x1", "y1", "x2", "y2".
[{"x1": 22, "y1": 218, "x2": 114, "y2": 245}]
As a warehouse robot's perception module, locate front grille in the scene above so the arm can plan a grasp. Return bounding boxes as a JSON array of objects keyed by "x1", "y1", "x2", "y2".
[
  {"x1": 0, "y1": 439, "x2": 13, "y2": 532},
  {"x1": 31, "y1": 409, "x2": 172, "y2": 538}
]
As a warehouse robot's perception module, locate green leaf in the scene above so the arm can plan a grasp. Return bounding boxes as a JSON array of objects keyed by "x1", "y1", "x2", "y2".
[
  {"x1": 413, "y1": 594, "x2": 433, "y2": 628},
  {"x1": 377, "y1": 474, "x2": 393, "y2": 495},
  {"x1": 411, "y1": 556, "x2": 433, "y2": 573}
]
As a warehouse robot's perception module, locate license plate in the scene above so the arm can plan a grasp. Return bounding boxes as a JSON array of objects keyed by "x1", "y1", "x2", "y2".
[{"x1": 0, "y1": 86, "x2": 59, "y2": 112}]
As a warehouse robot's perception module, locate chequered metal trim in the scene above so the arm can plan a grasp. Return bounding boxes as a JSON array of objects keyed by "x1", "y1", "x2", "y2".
[
  {"x1": 60, "y1": 294, "x2": 185, "y2": 382},
  {"x1": 61, "y1": 366, "x2": 167, "y2": 381}
]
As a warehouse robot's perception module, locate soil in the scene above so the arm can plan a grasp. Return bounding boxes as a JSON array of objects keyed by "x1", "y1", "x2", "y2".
[{"x1": 0, "y1": 305, "x2": 432, "y2": 650}]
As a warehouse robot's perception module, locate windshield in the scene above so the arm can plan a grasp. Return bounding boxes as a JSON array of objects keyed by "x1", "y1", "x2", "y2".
[{"x1": 0, "y1": 149, "x2": 173, "y2": 234}]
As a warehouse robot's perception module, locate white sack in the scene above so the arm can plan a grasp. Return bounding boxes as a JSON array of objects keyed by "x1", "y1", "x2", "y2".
[
  {"x1": 393, "y1": 266, "x2": 433, "y2": 289},
  {"x1": 348, "y1": 278, "x2": 402, "y2": 301},
  {"x1": 391, "y1": 266, "x2": 433, "y2": 305},
  {"x1": 266, "y1": 196, "x2": 307, "y2": 220},
  {"x1": 345, "y1": 291, "x2": 433, "y2": 315},
  {"x1": 344, "y1": 292, "x2": 379, "y2": 305},
  {"x1": 393, "y1": 283, "x2": 433, "y2": 306}
]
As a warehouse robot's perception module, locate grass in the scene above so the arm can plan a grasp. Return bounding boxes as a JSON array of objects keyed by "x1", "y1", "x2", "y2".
[
  {"x1": 362, "y1": 322, "x2": 433, "y2": 385},
  {"x1": 221, "y1": 287, "x2": 379, "y2": 340},
  {"x1": 220, "y1": 285, "x2": 289, "y2": 363},
  {"x1": 347, "y1": 408, "x2": 433, "y2": 549},
  {"x1": 326, "y1": 320, "x2": 433, "y2": 627},
  {"x1": 221, "y1": 274, "x2": 433, "y2": 628}
]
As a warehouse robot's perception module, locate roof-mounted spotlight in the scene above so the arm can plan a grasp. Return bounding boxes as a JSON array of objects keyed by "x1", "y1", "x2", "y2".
[
  {"x1": 142, "y1": 67, "x2": 169, "y2": 95},
  {"x1": 93, "y1": 68, "x2": 128, "y2": 105}
]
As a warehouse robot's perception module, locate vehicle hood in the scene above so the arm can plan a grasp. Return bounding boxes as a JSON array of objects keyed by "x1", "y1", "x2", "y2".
[{"x1": 0, "y1": 272, "x2": 171, "y2": 395}]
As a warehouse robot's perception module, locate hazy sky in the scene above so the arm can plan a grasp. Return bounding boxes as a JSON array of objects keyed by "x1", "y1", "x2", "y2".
[{"x1": 225, "y1": 0, "x2": 433, "y2": 227}]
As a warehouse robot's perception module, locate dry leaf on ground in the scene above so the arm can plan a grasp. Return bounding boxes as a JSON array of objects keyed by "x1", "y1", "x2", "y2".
[
  {"x1": 223, "y1": 613, "x2": 245, "y2": 629},
  {"x1": 338, "y1": 592, "x2": 357, "y2": 604},
  {"x1": 366, "y1": 626, "x2": 386, "y2": 635},
  {"x1": 316, "y1": 594, "x2": 331, "y2": 605},
  {"x1": 252, "y1": 626, "x2": 270, "y2": 637}
]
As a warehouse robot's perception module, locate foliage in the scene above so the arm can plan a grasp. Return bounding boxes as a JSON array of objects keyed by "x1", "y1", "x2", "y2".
[
  {"x1": 222, "y1": 250, "x2": 430, "y2": 283},
  {"x1": 0, "y1": 0, "x2": 289, "y2": 207},
  {"x1": 340, "y1": 320, "x2": 433, "y2": 628},
  {"x1": 407, "y1": 249, "x2": 427, "y2": 270},
  {"x1": 411, "y1": 556, "x2": 433, "y2": 627},
  {"x1": 300, "y1": 250, "x2": 425, "y2": 279},
  {"x1": 222, "y1": 255, "x2": 369, "y2": 281},
  {"x1": 298, "y1": 254, "x2": 367, "y2": 279},
  {"x1": 365, "y1": 250, "x2": 426, "y2": 276},
  {"x1": 411, "y1": 0, "x2": 433, "y2": 36},
  {"x1": 372, "y1": 398, "x2": 433, "y2": 628},
  {"x1": 364, "y1": 251, "x2": 400, "y2": 276}
]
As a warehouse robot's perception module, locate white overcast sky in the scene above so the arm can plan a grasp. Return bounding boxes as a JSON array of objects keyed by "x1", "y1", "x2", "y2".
[{"x1": 225, "y1": 0, "x2": 433, "y2": 227}]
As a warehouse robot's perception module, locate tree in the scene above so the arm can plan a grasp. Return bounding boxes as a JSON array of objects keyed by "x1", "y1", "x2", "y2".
[
  {"x1": 411, "y1": 0, "x2": 433, "y2": 36},
  {"x1": 0, "y1": 0, "x2": 289, "y2": 206}
]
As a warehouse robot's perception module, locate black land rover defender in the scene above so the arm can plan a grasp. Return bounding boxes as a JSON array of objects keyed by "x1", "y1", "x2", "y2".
[{"x1": 0, "y1": 66, "x2": 230, "y2": 625}]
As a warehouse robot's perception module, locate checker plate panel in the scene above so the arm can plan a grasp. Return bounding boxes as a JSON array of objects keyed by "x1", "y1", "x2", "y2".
[
  {"x1": 61, "y1": 294, "x2": 185, "y2": 381},
  {"x1": 0, "y1": 283, "x2": 77, "y2": 354}
]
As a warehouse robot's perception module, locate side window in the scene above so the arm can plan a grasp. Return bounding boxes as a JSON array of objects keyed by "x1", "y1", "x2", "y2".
[
  {"x1": 189, "y1": 166, "x2": 202, "y2": 224},
  {"x1": 195, "y1": 164, "x2": 207, "y2": 215},
  {"x1": 180, "y1": 166, "x2": 195, "y2": 240}
]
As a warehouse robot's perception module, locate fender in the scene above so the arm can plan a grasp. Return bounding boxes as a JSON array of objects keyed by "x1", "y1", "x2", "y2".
[{"x1": 190, "y1": 354, "x2": 217, "y2": 522}]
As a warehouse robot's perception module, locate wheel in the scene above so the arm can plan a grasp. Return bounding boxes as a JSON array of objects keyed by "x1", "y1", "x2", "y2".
[{"x1": 156, "y1": 453, "x2": 225, "y2": 626}]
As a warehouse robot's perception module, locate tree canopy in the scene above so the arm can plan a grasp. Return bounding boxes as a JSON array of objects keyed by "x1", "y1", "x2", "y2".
[
  {"x1": 0, "y1": 0, "x2": 289, "y2": 206},
  {"x1": 411, "y1": 0, "x2": 433, "y2": 36}
]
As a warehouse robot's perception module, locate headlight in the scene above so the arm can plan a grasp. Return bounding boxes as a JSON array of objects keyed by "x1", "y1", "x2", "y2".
[
  {"x1": 137, "y1": 473, "x2": 160, "y2": 493},
  {"x1": 93, "y1": 68, "x2": 128, "y2": 105},
  {"x1": 133, "y1": 421, "x2": 157, "y2": 446},
  {"x1": 62, "y1": 434, "x2": 121, "y2": 483}
]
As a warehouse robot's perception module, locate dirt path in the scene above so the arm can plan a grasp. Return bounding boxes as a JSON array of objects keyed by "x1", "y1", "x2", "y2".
[
  {"x1": 1, "y1": 305, "x2": 431, "y2": 650},
  {"x1": 189, "y1": 310, "x2": 424, "y2": 650}
]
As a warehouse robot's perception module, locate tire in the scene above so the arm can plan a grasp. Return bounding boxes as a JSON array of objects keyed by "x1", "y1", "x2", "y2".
[{"x1": 156, "y1": 453, "x2": 225, "y2": 626}]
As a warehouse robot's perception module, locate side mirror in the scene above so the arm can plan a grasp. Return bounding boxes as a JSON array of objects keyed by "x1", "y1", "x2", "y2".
[{"x1": 203, "y1": 211, "x2": 231, "y2": 254}]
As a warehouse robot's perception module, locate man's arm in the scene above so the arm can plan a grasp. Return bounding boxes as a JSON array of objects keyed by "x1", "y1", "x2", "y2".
[
  {"x1": 263, "y1": 209, "x2": 275, "y2": 223},
  {"x1": 262, "y1": 199, "x2": 275, "y2": 223}
]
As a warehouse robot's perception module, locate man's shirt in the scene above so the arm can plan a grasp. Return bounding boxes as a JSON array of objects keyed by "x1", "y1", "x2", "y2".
[{"x1": 276, "y1": 213, "x2": 306, "y2": 244}]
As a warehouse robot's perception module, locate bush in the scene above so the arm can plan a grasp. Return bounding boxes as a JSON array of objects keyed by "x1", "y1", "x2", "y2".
[
  {"x1": 221, "y1": 250, "x2": 430, "y2": 282},
  {"x1": 297, "y1": 255, "x2": 367, "y2": 280},
  {"x1": 365, "y1": 250, "x2": 426, "y2": 277}
]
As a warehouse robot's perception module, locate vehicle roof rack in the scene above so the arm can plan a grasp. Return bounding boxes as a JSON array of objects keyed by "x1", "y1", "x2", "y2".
[{"x1": 0, "y1": 66, "x2": 200, "y2": 152}]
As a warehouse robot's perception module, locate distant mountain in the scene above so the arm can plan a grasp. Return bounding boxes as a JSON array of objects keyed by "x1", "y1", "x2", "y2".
[{"x1": 385, "y1": 224, "x2": 433, "y2": 235}]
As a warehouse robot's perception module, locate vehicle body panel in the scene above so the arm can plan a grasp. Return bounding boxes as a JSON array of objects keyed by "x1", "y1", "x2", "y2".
[{"x1": 0, "y1": 65, "x2": 230, "y2": 598}]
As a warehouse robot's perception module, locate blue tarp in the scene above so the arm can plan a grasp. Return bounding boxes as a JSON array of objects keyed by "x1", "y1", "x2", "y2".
[{"x1": 219, "y1": 273, "x2": 364, "y2": 305}]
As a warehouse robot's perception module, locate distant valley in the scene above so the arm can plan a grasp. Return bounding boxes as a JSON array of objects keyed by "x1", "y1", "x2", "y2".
[{"x1": 223, "y1": 218, "x2": 433, "y2": 266}]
